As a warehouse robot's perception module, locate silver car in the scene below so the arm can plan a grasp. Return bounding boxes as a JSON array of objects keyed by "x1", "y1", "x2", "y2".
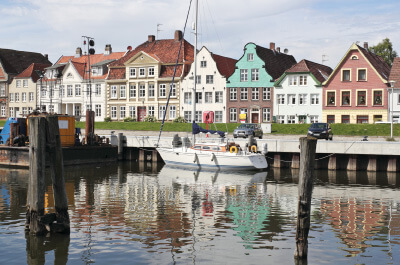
[{"x1": 233, "y1": 123, "x2": 263, "y2": 139}]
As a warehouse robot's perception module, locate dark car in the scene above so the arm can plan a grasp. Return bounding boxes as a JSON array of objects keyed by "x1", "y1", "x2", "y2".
[
  {"x1": 307, "y1": 123, "x2": 333, "y2": 140},
  {"x1": 233, "y1": 123, "x2": 263, "y2": 139}
]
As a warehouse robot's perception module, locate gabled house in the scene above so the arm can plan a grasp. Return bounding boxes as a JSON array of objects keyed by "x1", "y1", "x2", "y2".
[
  {"x1": 180, "y1": 46, "x2": 237, "y2": 123},
  {"x1": 273, "y1": 59, "x2": 332, "y2": 124},
  {"x1": 226, "y1": 42, "x2": 296, "y2": 124},
  {"x1": 389, "y1": 57, "x2": 400, "y2": 122},
  {"x1": 8, "y1": 63, "x2": 51, "y2": 117},
  {"x1": 322, "y1": 42, "x2": 391, "y2": 124},
  {"x1": 0, "y1": 48, "x2": 51, "y2": 118},
  {"x1": 105, "y1": 31, "x2": 194, "y2": 121},
  {"x1": 40, "y1": 45, "x2": 125, "y2": 121}
]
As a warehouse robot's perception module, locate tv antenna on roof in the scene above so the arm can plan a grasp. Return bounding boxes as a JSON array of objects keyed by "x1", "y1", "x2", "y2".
[
  {"x1": 322, "y1": 54, "x2": 328, "y2": 64},
  {"x1": 157, "y1": 23, "x2": 163, "y2": 39}
]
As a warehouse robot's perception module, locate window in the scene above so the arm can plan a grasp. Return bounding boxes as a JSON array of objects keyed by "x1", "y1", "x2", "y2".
[
  {"x1": 22, "y1": 92, "x2": 26, "y2": 102},
  {"x1": 263, "y1": 87, "x2": 271, "y2": 100},
  {"x1": 28, "y1": 107, "x2": 32, "y2": 114},
  {"x1": 184, "y1": 111, "x2": 192, "y2": 122},
  {"x1": 23, "y1": 80, "x2": 28, "y2": 87},
  {"x1": 215, "y1": 91, "x2": 223, "y2": 103},
  {"x1": 357, "y1": 115, "x2": 369, "y2": 124},
  {"x1": 288, "y1": 94, "x2": 296, "y2": 105},
  {"x1": 75, "y1": 84, "x2": 81, "y2": 96},
  {"x1": 9, "y1": 93, "x2": 14, "y2": 102},
  {"x1": 229, "y1": 108, "x2": 237, "y2": 122},
  {"x1": 74, "y1": 105, "x2": 81, "y2": 117},
  {"x1": 240, "y1": 69, "x2": 248, "y2": 82},
  {"x1": 148, "y1": 67, "x2": 155, "y2": 77},
  {"x1": 67, "y1": 85, "x2": 73, "y2": 96},
  {"x1": 299, "y1": 75, "x2": 307, "y2": 86},
  {"x1": 148, "y1": 106, "x2": 154, "y2": 117},
  {"x1": 49, "y1": 86, "x2": 55, "y2": 98},
  {"x1": 206, "y1": 75, "x2": 214, "y2": 84},
  {"x1": 262, "y1": 108, "x2": 271, "y2": 122},
  {"x1": 129, "y1": 85, "x2": 136, "y2": 98},
  {"x1": 120, "y1": 85, "x2": 126, "y2": 98},
  {"x1": 200, "y1": 61, "x2": 207, "y2": 68},
  {"x1": 120, "y1": 106, "x2": 126, "y2": 119},
  {"x1": 289, "y1": 76, "x2": 297, "y2": 86},
  {"x1": 148, "y1": 84, "x2": 155, "y2": 97},
  {"x1": 129, "y1": 106, "x2": 136, "y2": 118},
  {"x1": 230, "y1": 88, "x2": 237, "y2": 100},
  {"x1": 327, "y1": 91, "x2": 335, "y2": 105},
  {"x1": 129, "y1": 68, "x2": 136, "y2": 77},
  {"x1": 311, "y1": 94, "x2": 319, "y2": 105},
  {"x1": 299, "y1": 94, "x2": 307, "y2": 105},
  {"x1": 357, "y1": 91, "x2": 366, "y2": 105},
  {"x1": 49, "y1": 105, "x2": 55, "y2": 113},
  {"x1": 358, "y1": 69, "x2": 366, "y2": 81},
  {"x1": 196, "y1": 75, "x2": 201, "y2": 84},
  {"x1": 287, "y1": 115, "x2": 296, "y2": 124},
  {"x1": 29, "y1": 92, "x2": 34, "y2": 102},
  {"x1": 41, "y1": 88, "x2": 46, "y2": 97},
  {"x1": 169, "y1": 105, "x2": 176, "y2": 119},
  {"x1": 205, "y1": 92, "x2": 212, "y2": 103},
  {"x1": 277, "y1": 115, "x2": 285, "y2": 124},
  {"x1": 195, "y1": 111, "x2": 202, "y2": 123},
  {"x1": 111, "y1": 85, "x2": 117, "y2": 99},
  {"x1": 86, "y1": 84, "x2": 91, "y2": 96},
  {"x1": 373, "y1": 90, "x2": 382, "y2": 105},
  {"x1": 95, "y1": 104, "x2": 101, "y2": 117},
  {"x1": 240, "y1": 88, "x2": 248, "y2": 100},
  {"x1": 9, "y1": 107, "x2": 14, "y2": 117},
  {"x1": 0, "y1": 83, "x2": 5, "y2": 96},
  {"x1": 310, "y1": 115, "x2": 318, "y2": 123},
  {"x1": 247, "y1": 53, "x2": 254, "y2": 61},
  {"x1": 342, "y1": 69, "x2": 351, "y2": 81},
  {"x1": 195, "y1": 92, "x2": 202, "y2": 104},
  {"x1": 252, "y1": 87, "x2": 259, "y2": 100},
  {"x1": 111, "y1": 106, "x2": 117, "y2": 118},
  {"x1": 159, "y1": 106, "x2": 166, "y2": 119},
  {"x1": 139, "y1": 68, "x2": 145, "y2": 77},
  {"x1": 327, "y1": 115, "x2": 335, "y2": 124},
  {"x1": 60, "y1": 85, "x2": 64, "y2": 97},
  {"x1": 341, "y1": 91, "x2": 350, "y2": 105},
  {"x1": 159, "y1": 84, "x2": 166, "y2": 97},
  {"x1": 15, "y1": 93, "x2": 19, "y2": 102},
  {"x1": 1, "y1": 106, "x2": 5, "y2": 117},
  {"x1": 95, "y1": 84, "x2": 101, "y2": 96},
  {"x1": 184, "y1": 92, "x2": 192, "y2": 104},
  {"x1": 251, "y1": 69, "x2": 259, "y2": 81},
  {"x1": 215, "y1": 111, "x2": 223, "y2": 123},
  {"x1": 139, "y1": 84, "x2": 145, "y2": 98},
  {"x1": 342, "y1": 115, "x2": 350, "y2": 124},
  {"x1": 170, "y1": 84, "x2": 176, "y2": 97},
  {"x1": 277, "y1": 94, "x2": 285, "y2": 105},
  {"x1": 16, "y1": 80, "x2": 21, "y2": 88},
  {"x1": 240, "y1": 108, "x2": 248, "y2": 120}
]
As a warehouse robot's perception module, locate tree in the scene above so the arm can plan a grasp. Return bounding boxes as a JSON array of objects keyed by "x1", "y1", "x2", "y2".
[{"x1": 369, "y1": 38, "x2": 398, "y2": 66}]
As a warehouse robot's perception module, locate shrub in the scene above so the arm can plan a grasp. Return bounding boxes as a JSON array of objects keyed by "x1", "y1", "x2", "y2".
[
  {"x1": 124, "y1": 117, "x2": 136, "y2": 122},
  {"x1": 173, "y1": 116, "x2": 187, "y2": 123},
  {"x1": 386, "y1": 137, "x2": 396, "y2": 141},
  {"x1": 144, "y1": 115, "x2": 156, "y2": 122},
  {"x1": 104, "y1": 117, "x2": 111, "y2": 122}
]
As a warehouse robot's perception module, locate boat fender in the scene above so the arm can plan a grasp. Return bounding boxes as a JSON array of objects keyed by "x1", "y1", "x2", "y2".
[
  {"x1": 250, "y1": 145, "x2": 257, "y2": 153},
  {"x1": 230, "y1": 146, "x2": 238, "y2": 153}
]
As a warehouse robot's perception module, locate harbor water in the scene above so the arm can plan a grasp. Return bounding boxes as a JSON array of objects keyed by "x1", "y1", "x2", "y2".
[{"x1": 0, "y1": 163, "x2": 399, "y2": 264}]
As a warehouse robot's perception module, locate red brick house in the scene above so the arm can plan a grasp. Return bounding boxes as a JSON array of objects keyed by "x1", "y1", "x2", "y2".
[{"x1": 322, "y1": 42, "x2": 391, "y2": 124}]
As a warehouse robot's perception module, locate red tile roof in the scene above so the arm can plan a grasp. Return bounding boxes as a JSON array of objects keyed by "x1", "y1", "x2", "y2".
[
  {"x1": 56, "y1": 52, "x2": 125, "y2": 65},
  {"x1": 211, "y1": 53, "x2": 237, "y2": 78},
  {"x1": 107, "y1": 68, "x2": 126, "y2": 80},
  {"x1": 389, "y1": 57, "x2": 400, "y2": 87},
  {"x1": 357, "y1": 44, "x2": 391, "y2": 81},
  {"x1": 15, "y1": 63, "x2": 52, "y2": 82},
  {"x1": 285, "y1": 59, "x2": 333, "y2": 83}
]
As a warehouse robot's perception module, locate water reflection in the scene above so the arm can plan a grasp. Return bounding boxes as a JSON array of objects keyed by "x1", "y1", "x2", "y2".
[{"x1": 0, "y1": 164, "x2": 399, "y2": 264}]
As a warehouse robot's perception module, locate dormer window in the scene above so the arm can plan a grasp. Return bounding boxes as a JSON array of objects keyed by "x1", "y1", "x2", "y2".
[{"x1": 351, "y1": 55, "x2": 358, "y2": 60}]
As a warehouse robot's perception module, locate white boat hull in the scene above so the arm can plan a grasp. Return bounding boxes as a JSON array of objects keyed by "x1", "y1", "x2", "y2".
[{"x1": 157, "y1": 147, "x2": 268, "y2": 170}]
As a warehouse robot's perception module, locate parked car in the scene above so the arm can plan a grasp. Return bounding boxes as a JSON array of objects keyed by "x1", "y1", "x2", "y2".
[
  {"x1": 233, "y1": 123, "x2": 263, "y2": 139},
  {"x1": 307, "y1": 123, "x2": 333, "y2": 140}
]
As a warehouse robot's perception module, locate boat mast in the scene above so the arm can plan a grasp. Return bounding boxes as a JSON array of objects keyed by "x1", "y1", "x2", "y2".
[{"x1": 192, "y1": 0, "x2": 198, "y2": 142}]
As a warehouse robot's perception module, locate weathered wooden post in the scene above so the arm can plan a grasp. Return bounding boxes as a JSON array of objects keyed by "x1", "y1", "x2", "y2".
[
  {"x1": 85, "y1": 110, "x2": 95, "y2": 145},
  {"x1": 294, "y1": 136, "x2": 317, "y2": 260},
  {"x1": 118, "y1": 132, "x2": 124, "y2": 160}
]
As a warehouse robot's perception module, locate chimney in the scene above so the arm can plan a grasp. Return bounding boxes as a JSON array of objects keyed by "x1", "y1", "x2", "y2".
[
  {"x1": 44, "y1": 54, "x2": 48, "y2": 60},
  {"x1": 105, "y1": 44, "x2": 112, "y2": 55},
  {"x1": 175, "y1": 30, "x2": 183, "y2": 41},
  {"x1": 75, "y1": 47, "x2": 82, "y2": 58},
  {"x1": 148, "y1": 35, "x2": 155, "y2": 42},
  {"x1": 276, "y1": 47, "x2": 280, "y2": 53},
  {"x1": 364, "y1": 42, "x2": 368, "y2": 49},
  {"x1": 270, "y1": 42, "x2": 275, "y2": 51}
]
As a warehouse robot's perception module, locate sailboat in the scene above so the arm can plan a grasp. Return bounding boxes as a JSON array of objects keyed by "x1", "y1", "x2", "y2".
[{"x1": 156, "y1": 0, "x2": 268, "y2": 171}]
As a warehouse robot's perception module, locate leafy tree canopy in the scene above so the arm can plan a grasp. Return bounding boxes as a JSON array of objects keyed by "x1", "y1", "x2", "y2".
[{"x1": 369, "y1": 38, "x2": 398, "y2": 66}]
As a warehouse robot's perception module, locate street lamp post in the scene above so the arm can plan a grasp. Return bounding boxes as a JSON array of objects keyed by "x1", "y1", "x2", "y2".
[{"x1": 389, "y1": 80, "x2": 396, "y2": 138}]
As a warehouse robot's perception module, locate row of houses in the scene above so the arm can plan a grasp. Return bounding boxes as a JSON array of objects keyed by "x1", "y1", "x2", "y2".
[{"x1": 1, "y1": 30, "x2": 400, "y2": 124}]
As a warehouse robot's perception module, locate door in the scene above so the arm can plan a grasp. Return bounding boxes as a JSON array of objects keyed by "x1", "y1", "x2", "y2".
[
  {"x1": 251, "y1": 113, "x2": 259, "y2": 123},
  {"x1": 138, "y1": 107, "x2": 146, "y2": 121}
]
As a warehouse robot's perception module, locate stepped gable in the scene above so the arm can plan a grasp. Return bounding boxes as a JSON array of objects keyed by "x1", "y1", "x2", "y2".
[
  {"x1": 357, "y1": 44, "x2": 390, "y2": 80},
  {"x1": 286, "y1": 59, "x2": 333, "y2": 83},
  {"x1": 211, "y1": 53, "x2": 237, "y2": 77},
  {"x1": 0, "y1": 48, "x2": 51, "y2": 75},
  {"x1": 389, "y1": 57, "x2": 400, "y2": 85},
  {"x1": 15, "y1": 63, "x2": 52, "y2": 82},
  {"x1": 255, "y1": 45, "x2": 297, "y2": 80}
]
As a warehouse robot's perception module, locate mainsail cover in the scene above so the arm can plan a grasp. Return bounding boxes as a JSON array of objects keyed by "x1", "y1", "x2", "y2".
[{"x1": 192, "y1": 121, "x2": 225, "y2": 137}]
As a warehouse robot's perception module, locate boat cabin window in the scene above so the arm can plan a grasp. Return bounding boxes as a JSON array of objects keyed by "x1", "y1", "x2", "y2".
[
  {"x1": 212, "y1": 146, "x2": 221, "y2": 151},
  {"x1": 202, "y1": 146, "x2": 211, "y2": 150},
  {"x1": 193, "y1": 145, "x2": 201, "y2": 150}
]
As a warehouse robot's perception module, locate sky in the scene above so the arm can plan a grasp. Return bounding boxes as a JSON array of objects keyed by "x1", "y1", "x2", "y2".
[{"x1": 1, "y1": 0, "x2": 400, "y2": 69}]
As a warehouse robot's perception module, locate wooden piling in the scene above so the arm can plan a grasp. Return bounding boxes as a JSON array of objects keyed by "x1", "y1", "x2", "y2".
[
  {"x1": 294, "y1": 137, "x2": 317, "y2": 259},
  {"x1": 118, "y1": 133, "x2": 124, "y2": 160}
]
